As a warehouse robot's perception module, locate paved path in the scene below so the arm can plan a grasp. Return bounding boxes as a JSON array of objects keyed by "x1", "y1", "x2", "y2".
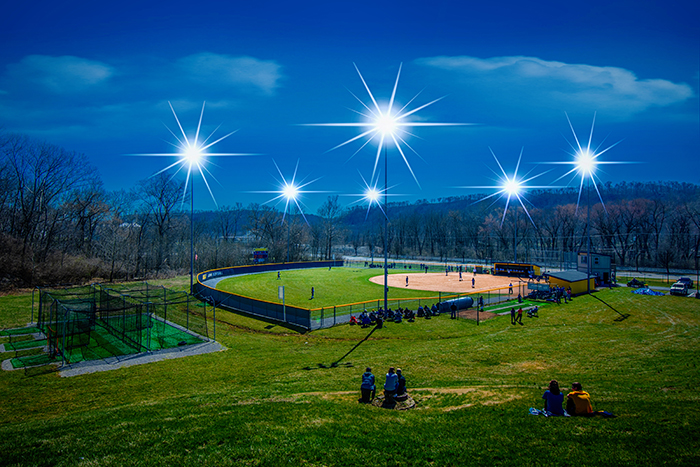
[{"x1": 58, "y1": 341, "x2": 226, "y2": 377}]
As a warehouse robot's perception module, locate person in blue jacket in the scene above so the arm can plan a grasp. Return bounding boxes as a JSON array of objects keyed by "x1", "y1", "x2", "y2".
[
  {"x1": 360, "y1": 368, "x2": 376, "y2": 403},
  {"x1": 542, "y1": 379, "x2": 566, "y2": 416},
  {"x1": 384, "y1": 367, "x2": 398, "y2": 398}
]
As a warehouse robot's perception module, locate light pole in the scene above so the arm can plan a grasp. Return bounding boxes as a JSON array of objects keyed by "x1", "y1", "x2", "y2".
[
  {"x1": 190, "y1": 176, "x2": 195, "y2": 294},
  {"x1": 182, "y1": 145, "x2": 203, "y2": 295},
  {"x1": 587, "y1": 175, "x2": 592, "y2": 293},
  {"x1": 307, "y1": 63, "x2": 466, "y2": 311},
  {"x1": 574, "y1": 149, "x2": 596, "y2": 294},
  {"x1": 559, "y1": 112, "x2": 623, "y2": 294},
  {"x1": 502, "y1": 176, "x2": 523, "y2": 264},
  {"x1": 513, "y1": 206, "x2": 518, "y2": 263},
  {"x1": 282, "y1": 184, "x2": 299, "y2": 263},
  {"x1": 383, "y1": 146, "x2": 388, "y2": 312}
]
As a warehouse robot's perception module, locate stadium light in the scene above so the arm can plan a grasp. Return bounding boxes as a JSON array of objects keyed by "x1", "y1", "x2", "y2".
[
  {"x1": 365, "y1": 187, "x2": 380, "y2": 204},
  {"x1": 132, "y1": 102, "x2": 256, "y2": 294},
  {"x1": 463, "y1": 147, "x2": 550, "y2": 263},
  {"x1": 282, "y1": 183, "x2": 299, "y2": 263},
  {"x1": 251, "y1": 160, "x2": 324, "y2": 264},
  {"x1": 306, "y1": 63, "x2": 470, "y2": 313},
  {"x1": 557, "y1": 113, "x2": 623, "y2": 294}
]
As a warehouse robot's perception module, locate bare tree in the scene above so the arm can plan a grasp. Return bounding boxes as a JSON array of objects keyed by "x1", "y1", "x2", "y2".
[
  {"x1": 317, "y1": 195, "x2": 344, "y2": 260},
  {"x1": 137, "y1": 173, "x2": 184, "y2": 272}
]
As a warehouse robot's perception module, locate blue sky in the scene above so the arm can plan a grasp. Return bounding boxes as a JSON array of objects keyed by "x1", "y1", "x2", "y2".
[{"x1": 1, "y1": 0, "x2": 698, "y2": 211}]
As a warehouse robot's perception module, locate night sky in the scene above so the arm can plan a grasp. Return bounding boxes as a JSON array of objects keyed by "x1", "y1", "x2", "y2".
[{"x1": 1, "y1": 0, "x2": 698, "y2": 211}]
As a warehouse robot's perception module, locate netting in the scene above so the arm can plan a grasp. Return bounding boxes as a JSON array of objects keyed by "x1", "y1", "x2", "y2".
[{"x1": 30, "y1": 283, "x2": 211, "y2": 366}]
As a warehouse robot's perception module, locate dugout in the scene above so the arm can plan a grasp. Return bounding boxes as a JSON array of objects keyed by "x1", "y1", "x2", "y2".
[
  {"x1": 493, "y1": 262, "x2": 541, "y2": 277},
  {"x1": 547, "y1": 270, "x2": 595, "y2": 295}
]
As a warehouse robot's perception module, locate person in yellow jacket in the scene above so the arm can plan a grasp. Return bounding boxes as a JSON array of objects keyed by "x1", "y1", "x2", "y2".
[{"x1": 566, "y1": 382, "x2": 593, "y2": 416}]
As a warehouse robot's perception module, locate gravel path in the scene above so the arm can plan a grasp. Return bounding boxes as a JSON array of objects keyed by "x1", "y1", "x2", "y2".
[{"x1": 58, "y1": 341, "x2": 226, "y2": 377}]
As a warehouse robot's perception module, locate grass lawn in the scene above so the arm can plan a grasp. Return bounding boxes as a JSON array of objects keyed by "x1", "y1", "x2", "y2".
[
  {"x1": 217, "y1": 267, "x2": 450, "y2": 309},
  {"x1": 1, "y1": 277, "x2": 700, "y2": 466}
]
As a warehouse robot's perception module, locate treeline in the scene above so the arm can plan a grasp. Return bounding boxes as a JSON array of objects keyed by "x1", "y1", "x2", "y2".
[
  {"x1": 0, "y1": 133, "x2": 346, "y2": 288},
  {"x1": 349, "y1": 193, "x2": 700, "y2": 274},
  {"x1": 1, "y1": 133, "x2": 699, "y2": 289}
]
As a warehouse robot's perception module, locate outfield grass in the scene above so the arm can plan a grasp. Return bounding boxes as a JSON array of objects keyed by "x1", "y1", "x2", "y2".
[
  {"x1": 217, "y1": 267, "x2": 449, "y2": 309},
  {"x1": 1, "y1": 278, "x2": 700, "y2": 466}
]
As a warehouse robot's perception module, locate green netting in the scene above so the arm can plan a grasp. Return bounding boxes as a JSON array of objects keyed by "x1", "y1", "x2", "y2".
[
  {"x1": 149, "y1": 319, "x2": 203, "y2": 350},
  {"x1": 0, "y1": 327, "x2": 41, "y2": 336},
  {"x1": 10, "y1": 319, "x2": 204, "y2": 367},
  {"x1": 24, "y1": 283, "x2": 210, "y2": 368}
]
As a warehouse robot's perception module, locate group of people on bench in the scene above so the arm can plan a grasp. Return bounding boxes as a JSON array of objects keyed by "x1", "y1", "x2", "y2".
[{"x1": 351, "y1": 304, "x2": 441, "y2": 327}]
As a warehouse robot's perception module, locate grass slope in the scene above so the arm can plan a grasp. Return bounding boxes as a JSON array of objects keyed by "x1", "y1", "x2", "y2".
[
  {"x1": 217, "y1": 268, "x2": 447, "y2": 309},
  {"x1": 1, "y1": 279, "x2": 699, "y2": 466}
]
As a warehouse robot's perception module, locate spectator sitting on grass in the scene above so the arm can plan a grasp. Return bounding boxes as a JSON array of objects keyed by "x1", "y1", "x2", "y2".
[
  {"x1": 384, "y1": 367, "x2": 398, "y2": 398},
  {"x1": 542, "y1": 379, "x2": 566, "y2": 416},
  {"x1": 432, "y1": 303, "x2": 439, "y2": 315},
  {"x1": 361, "y1": 312, "x2": 371, "y2": 328},
  {"x1": 395, "y1": 368, "x2": 408, "y2": 400},
  {"x1": 566, "y1": 382, "x2": 593, "y2": 416}
]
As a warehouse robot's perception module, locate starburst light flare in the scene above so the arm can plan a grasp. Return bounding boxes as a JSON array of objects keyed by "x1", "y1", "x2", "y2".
[
  {"x1": 131, "y1": 101, "x2": 256, "y2": 206},
  {"x1": 547, "y1": 112, "x2": 626, "y2": 214},
  {"x1": 254, "y1": 159, "x2": 325, "y2": 225},
  {"x1": 342, "y1": 171, "x2": 404, "y2": 221},
  {"x1": 304, "y1": 63, "x2": 472, "y2": 187},
  {"x1": 463, "y1": 148, "x2": 551, "y2": 228}
]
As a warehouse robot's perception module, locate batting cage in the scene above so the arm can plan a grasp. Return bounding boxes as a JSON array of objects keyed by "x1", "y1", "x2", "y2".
[{"x1": 30, "y1": 283, "x2": 212, "y2": 367}]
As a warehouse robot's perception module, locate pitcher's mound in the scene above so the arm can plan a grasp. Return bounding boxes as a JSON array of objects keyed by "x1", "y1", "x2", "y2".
[{"x1": 370, "y1": 394, "x2": 417, "y2": 410}]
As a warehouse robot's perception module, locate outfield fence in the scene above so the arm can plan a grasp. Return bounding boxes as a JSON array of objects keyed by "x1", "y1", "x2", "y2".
[
  {"x1": 194, "y1": 261, "x2": 343, "y2": 330},
  {"x1": 194, "y1": 261, "x2": 531, "y2": 330}
]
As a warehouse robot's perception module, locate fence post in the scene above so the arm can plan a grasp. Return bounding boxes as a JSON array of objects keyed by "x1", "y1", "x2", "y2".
[
  {"x1": 61, "y1": 305, "x2": 67, "y2": 367},
  {"x1": 334, "y1": 306, "x2": 336, "y2": 326},
  {"x1": 146, "y1": 302, "x2": 151, "y2": 351}
]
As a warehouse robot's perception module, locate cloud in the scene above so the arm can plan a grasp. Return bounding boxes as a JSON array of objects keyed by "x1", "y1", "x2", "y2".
[
  {"x1": 0, "y1": 52, "x2": 285, "y2": 143},
  {"x1": 4, "y1": 55, "x2": 114, "y2": 94},
  {"x1": 176, "y1": 53, "x2": 283, "y2": 95},
  {"x1": 415, "y1": 55, "x2": 694, "y2": 119}
]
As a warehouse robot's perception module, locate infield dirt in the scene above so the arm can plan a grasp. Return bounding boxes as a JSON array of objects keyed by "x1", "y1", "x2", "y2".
[{"x1": 369, "y1": 271, "x2": 524, "y2": 294}]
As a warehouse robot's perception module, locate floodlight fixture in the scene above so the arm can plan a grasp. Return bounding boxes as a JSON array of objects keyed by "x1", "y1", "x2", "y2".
[
  {"x1": 365, "y1": 187, "x2": 381, "y2": 203},
  {"x1": 283, "y1": 183, "x2": 300, "y2": 202}
]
